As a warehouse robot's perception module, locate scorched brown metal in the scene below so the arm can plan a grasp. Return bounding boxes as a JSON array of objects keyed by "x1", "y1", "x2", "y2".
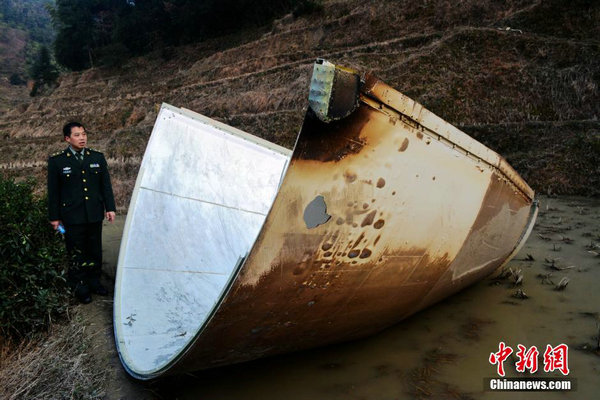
[{"x1": 115, "y1": 59, "x2": 537, "y2": 379}]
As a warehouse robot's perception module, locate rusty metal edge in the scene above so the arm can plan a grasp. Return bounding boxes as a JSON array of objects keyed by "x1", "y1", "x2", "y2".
[
  {"x1": 495, "y1": 199, "x2": 540, "y2": 273},
  {"x1": 360, "y1": 75, "x2": 535, "y2": 201}
]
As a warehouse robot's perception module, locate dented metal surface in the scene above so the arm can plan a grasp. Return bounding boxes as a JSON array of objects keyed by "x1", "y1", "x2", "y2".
[{"x1": 115, "y1": 60, "x2": 536, "y2": 379}]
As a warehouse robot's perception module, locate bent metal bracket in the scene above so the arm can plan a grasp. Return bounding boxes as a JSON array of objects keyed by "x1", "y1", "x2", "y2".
[{"x1": 113, "y1": 59, "x2": 538, "y2": 380}]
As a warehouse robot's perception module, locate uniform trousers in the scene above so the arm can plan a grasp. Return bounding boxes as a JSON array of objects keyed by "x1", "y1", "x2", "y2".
[{"x1": 64, "y1": 221, "x2": 103, "y2": 288}]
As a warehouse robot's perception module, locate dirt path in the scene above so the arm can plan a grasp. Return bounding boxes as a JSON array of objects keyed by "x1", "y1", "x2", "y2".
[{"x1": 80, "y1": 216, "x2": 154, "y2": 399}]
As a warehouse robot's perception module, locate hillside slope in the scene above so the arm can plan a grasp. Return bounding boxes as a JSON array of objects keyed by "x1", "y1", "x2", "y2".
[
  {"x1": 0, "y1": 25, "x2": 29, "y2": 112},
  {"x1": 0, "y1": 0, "x2": 598, "y2": 208},
  {"x1": 0, "y1": 0, "x2": 55, "y2": 112}
]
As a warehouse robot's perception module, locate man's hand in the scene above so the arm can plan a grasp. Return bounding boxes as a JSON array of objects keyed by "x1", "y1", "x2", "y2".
[
  {"x1": 106, "y1": 211, "x2": 116, "y2": 222},
  {"x1": 50, "y1": 220, "x2": 61, "y2": 230}
]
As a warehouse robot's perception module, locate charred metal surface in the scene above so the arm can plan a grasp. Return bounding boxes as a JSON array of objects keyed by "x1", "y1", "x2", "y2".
[
  {"x1": 327, "y1": 66, "x2": 360, "y2": 120},
  {"x1": 294, "y1": 107, "x2": 369, "y2": 162},
  {"x1": 308, "y1": 59, "x2": 360, "y2": 122},
  {"x1": 118, "y1": 61, "x2": 537, "y2": 379},
  {"x1": 168, "y1": 72, "x2": 535, "y2": 374}
]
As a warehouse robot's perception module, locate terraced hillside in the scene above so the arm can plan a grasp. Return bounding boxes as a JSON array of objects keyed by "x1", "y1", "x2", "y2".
[{"x1": 0, "y1": 0, "x2": 598, "y2": 209}]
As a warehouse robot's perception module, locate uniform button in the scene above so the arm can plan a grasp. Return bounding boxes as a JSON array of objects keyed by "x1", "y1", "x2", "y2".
[
  {"x1": 85, "y1": 196, "x2": 89, "y2": 200},
  {"x1": 62, "y1": 203, "x2": 65, "y2": 206},
  {"x1": 66, "y1": 174, "x2": 70, "y2": 177},
  {"x1": 84, "y1": 188, "x2": 88, "y2": 191},
  {"x1": 83, "y1": 179, "x2": 86, "y2": 182},
  {"x1": 82, "y1": 171, "x2": 85, "y2": 174}
]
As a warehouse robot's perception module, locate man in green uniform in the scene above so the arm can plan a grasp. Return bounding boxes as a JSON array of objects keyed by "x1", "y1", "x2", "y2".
[{"x1": 48, "y1": 122, "x2": 116, "y2": 303}]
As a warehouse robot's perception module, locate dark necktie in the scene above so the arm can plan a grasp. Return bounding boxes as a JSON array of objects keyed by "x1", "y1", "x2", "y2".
[{"x1": 75, "y1": 151, "x2": 83, "y2": 164}]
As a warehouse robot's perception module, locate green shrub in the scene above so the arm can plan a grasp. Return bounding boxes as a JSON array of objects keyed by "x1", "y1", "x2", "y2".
[
  {"x1": 8, "y1": 73, "x2": 25, "y2": 85},
  {"x1": 0, "y1": 176, "x2": 69, "y2": 339}
]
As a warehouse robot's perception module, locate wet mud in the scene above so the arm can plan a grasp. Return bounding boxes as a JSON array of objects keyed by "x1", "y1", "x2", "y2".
[{"x1": 100, "y1": 195, "x2": 600, "y2": 399}]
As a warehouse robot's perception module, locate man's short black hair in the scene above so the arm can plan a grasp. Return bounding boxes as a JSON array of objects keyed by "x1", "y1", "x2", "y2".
[{"x1": 63, "y1": 121, "x2": 85, "y2": 137}]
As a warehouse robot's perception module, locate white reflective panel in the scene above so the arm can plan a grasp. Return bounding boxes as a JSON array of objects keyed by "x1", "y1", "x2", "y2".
[{"x1": 114, "y1": 104, "x2": 291, "y2": 376}]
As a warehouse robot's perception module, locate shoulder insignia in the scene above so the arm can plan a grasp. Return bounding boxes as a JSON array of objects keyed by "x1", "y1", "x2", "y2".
[
  {"x1": 88, "y1": 147, "x2": 103, "y2": 154},
  {"x1": 50, "y1": 151, "x2": 63, "y2": 158}
]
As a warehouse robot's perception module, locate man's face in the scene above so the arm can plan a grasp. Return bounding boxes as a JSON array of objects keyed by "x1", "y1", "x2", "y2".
[{"x1": 65, "y1": 126, "x2": 87, "y2": 151}]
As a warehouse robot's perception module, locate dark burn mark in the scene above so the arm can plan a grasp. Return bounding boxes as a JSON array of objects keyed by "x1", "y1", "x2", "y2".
[
  {"x1": 327, "y1": 68, "x2": 360, "y2": 120},
  {"x1": 360, "y1": 73, "x2": 380, "y2": 95},
  {"x1": 359, "y1": 249, "x2": 372, "y2": 259},
  {"x1": 376, "y1": 178, "x2": 386, "y2": 188},
  {"x1": 322, "y1": 243, "x2": 333, "y2": 251},
  {"x1": 294, "y1": 107, "x2": 369, "y2": 162},
  {"x1": 398, "y1": 138, "x2": 409, "y2": 152},
  {"x1": 362, "y1": 203, "x2": 369, "y2": 209},
  {"x1": 336, "y1": 217, "x2": 344, "y2": 225},
  {"x1": 374, "y1": 235, "x2": 381, "y2": 245},
  {"x1": 344, "y1": 170, "x2": 357, "y2": 183},
  {"x1": 361, "y1": 210, "x2": 377, "y2": 227},
  {"x1": 352, "y1": 232, "x2": 365, "y2": 248},
  {"x1": 348, "y1": 250, "x2": 360, "y2": 258},
  {"x1": 304, "y1": 195, "x2": 331, "y2": 229},
  {"x1": 417, "y1": 132, "x2": 424, "y2": 139},
  {"x1": 374, "y1": 219, "x2": 385, "y2": 229},
  {"x1": 323, "y1": 251, "x2": 333, "y2": 257}
]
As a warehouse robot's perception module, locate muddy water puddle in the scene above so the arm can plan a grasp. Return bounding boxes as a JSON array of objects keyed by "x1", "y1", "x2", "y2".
[{"x1": 106, "y1": 196, "x2": 600, "y2": 399}]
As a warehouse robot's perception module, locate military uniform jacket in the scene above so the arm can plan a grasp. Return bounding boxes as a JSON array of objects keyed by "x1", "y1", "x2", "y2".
[{"x1": 48, "y1": 147, "x2": 116, "y2": 225}]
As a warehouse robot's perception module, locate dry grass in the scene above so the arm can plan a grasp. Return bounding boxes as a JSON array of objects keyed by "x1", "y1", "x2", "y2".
[{"x1": 0, "y1": 312, "x2": 106, "y2": 400}]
